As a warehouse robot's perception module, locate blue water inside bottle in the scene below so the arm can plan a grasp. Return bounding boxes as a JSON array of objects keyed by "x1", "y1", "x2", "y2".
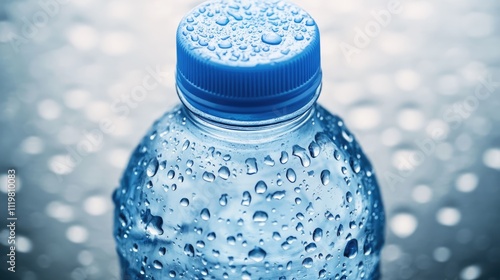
[{"x1": 113, "y1": 1, "x2": 385, "y2": 279}]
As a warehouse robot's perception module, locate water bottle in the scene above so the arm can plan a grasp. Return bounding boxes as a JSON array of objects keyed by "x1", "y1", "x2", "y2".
[{"x1": 113, "y1": 0, "x2": 385, "y2": 279}]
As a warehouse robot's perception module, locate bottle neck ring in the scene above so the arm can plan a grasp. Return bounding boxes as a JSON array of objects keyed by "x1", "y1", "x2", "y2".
[{"x1": 177, "y1": 83, "x2": 322, "y2": 127}]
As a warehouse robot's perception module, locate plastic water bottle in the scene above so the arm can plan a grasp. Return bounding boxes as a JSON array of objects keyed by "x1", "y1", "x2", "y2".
[{"x1": 113, "y1": 0, "x2": 385, "y2": 279}]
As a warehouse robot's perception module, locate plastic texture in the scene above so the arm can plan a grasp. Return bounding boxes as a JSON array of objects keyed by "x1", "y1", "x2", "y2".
[
  {"x1": 113, "y1": 105, "x2": 385, "y2": 279},
  {"x1": 176, "y1": 0, "x2": 322, "y2": 123}
]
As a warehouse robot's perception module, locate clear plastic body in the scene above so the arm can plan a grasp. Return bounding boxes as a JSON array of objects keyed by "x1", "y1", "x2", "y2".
[{"x1": 113, "y1": 101, "x2": 385, "y2": 279}]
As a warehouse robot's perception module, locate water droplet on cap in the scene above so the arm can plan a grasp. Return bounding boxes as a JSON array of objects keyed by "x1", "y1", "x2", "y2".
[
  {"x1": 216, "y1": 16, "x2": 230, "y2": 26},
  {"x1": 218, "y1": 41, "x2": 233, "y2": 49},
  {"x1": 261, "y1": 33, "x2": 282, "y2": 45}
]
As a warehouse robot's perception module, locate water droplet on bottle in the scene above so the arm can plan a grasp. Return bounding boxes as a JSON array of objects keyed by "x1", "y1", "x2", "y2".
[
  {"x1": 245, "y1": 158, "x2": 258, "y2": 175},
  {"x1": 200, "y1": 208, "x2": 210, "y2": 220},
  {"x1": 219, "y1": 194, "x2": 228, "y2": 206},
  {"x1": 264, "y1": 155, "x2": 275, "y2": 166},
  {"x1": 216, "y1": 16, "x2": 230, "y2": 26},
  {"x1": 217, "y1": 166, "x2": 230, "y2": 180},
  {"x1": 305, "y1": 19, "x2": 315, "y2": 26},
  {"x1": 207, "y1": 232, "x2": 216, "y2": 241},
  {"x1": 296, "y1": 222, "x2": 304, "y2": 232},
  {"x1": 305, "y1": 243, "x2": 317, "y2": 252},
  {"x1": 241, "y1": 191, "x2": 252, "y2": 206},
  {"x1": 309, "y1": 142, "x2": 320, "y2": 158},
  {"x1": 186, "y1": 25, "x2": 194, "y2": 31},
  {"x1": 159, "y1": 247, "x2": 166, "y2": 256},
  {"x1": 153, "y1": 260, "x2": 163, "y2": 269},
  {"x1": 350, "y1": 158, "x2": 361, "y2": 174},
  {"x1": 293, "y1": 145, "x2": 311, "y2": 167},
  {"x1": 227, "y1": 236, "x2": 236, "y2": 245},
  {"x1": 169, "y1": 271, "x2": 176, "y2": 277},
  {"x1": 306, "y1": 202, "x2": 314, "y2": 214},
  {"x1": 255, "y1": 181, "x2": 267, "y2": 194},
  {"x1": 363, "y1": 239, "x2": 373, "y2": 256},
  {"x1": 167, "y1": 170, "x2": 175, "y2": 179},
  {"x1": 248, "y1": 247, "x2": 266, "y2": 262},
  {"x1": 159, "y1": 160, "x2": 167, "y2": 170},
  {"x1": 319, "y1": 269, "x2": 326, "y2": 278},
  {"x1": 253, "y1": 211, "x2": 268, "y2": 222},
  {"x1": 302, "y1": 257, "x2": 313, "y2": 268},
  {"x1": 342, "y1": 130, "x2": 354, "y2": 143},
  {"x1": 180, "y1": 198, "x2": 190, "y2": 206},
  {"x1": 242, "y1": 271, "x2": 251, "y2": 279},
  {"x1": 286, "y1": 168, "x2": 296, "y2": 183},
  {"x1": 320, "y1": 170, "x2": 330, "y2": 186},
  {"x1": 337, "y1": 224, "x2": 344, "y2": 236},
  {"x1": 202, "y1": 171, "x2": 215, "y2": 182},
  {"x1": 143, "y1": 210, "x2": 164, "y2": 236},
  {"x1": 349, "y1": 221, "x2": 357, "y2": 229},
  {"x1": 280, "y1": 151, "x2": 289, "y2": 164},
  {"x1": 334, "y1": 150, "x2": 341, "y2": 161},
  {"x1": 313, "y1": 228, "x2": 323, "y2": 242},
  {"x1": 182, "y1": 140, "x2": 190, "y2": 151},
  {"x1": 341, "y1": 166, "x2": 348, "y2": 175},
  {"x1": 271, "y1": 190, "x2": 286, "y2": 200},
  {"x1": 294, "y1": 16, "x2": 304, "y2": 23},
  {"x1": 346, "y1": 192, "x2": 353, "y2": 203},
  {"x1": 146, "y1": 158, "x2": 159, "y2": 177},
  {"x1": 273, "y1": 232, "x2": 281, "y2": 240},
  {"x1": 184, "y1": 244, "x2": 195, "y2": 257},
  {"x1": 344, "y1": 239, "x2": 358, "y2": 259},
  {"x1": 261, "y1": 33, "x2": 282, "y2": 45}
]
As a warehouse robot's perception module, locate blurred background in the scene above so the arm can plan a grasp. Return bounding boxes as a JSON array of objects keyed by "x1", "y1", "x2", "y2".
[{"x1": 0, "y1": 0, "x2": 499, "y2": 279}]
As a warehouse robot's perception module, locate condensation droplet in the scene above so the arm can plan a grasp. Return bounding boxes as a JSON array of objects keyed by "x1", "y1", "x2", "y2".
[
  {"x1": 203, "y1": 171, "x2": 216, "y2": 182},
  {"x1": 302, "y1": 257, "x2": 313, "y2": 268},
  {"x1": 292, "y1": 145, "x2": 311, "y2": 167},
  {"x1": 248, "y1": 247, "x2": 266, "y2": 262},
  {"x1": 261, "y1": 33, "x2": 282, "y2": 45},
  {"x1": 320, "y1": 170, "x2": 330, "y2": 186},
  {"x1": 146, "y1": 158, "x2": 159, "y2": 177},
  {"x1": 245, "y1": 158, "x2": 258, "y2": 175},
  {"x1": 241, "y1": 191, "x2": 252, "y2": 206},
  {"x1": 200, "y1": 208, "x2": 211, "y2": 220},
  {"x1": 286, "y1": 168, "x2": 297, "y2": 183},
  {"x1": 344, "y1": 239, "x2": 358, "y2": 259},
  {"x1": 218, "y1": 166, "x2": 230, "y2": 180},
  {"x1": 253, "y1": 211, "x2": 268, "y2": 223},
  {"x1": 313, "y1": 228, "x2": 323, "y2": 242},
  {"x1": 184, "y1": 244, "x2": 195, "y2": 257},
  {"x1": 255, "y1": 181, "x2": 267, "y2": 194}
]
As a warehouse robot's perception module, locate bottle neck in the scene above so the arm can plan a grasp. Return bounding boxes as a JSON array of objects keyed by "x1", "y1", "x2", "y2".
[
  {"x1": 181, "y1": 96, "x2": 318, "y2": 144},
  {"x1": 176, "y1": 84, "x2": 322, "y2": 127}
]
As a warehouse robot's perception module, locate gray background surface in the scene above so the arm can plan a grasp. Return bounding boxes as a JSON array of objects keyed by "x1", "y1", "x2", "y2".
[{"x1": 0, "y1": 0, "x2": 499, "y2": 279}]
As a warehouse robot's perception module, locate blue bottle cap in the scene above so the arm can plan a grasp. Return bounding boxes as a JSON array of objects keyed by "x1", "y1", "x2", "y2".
[{"x1": 176, "y1": 0, "x2": 322, "y2": 124}]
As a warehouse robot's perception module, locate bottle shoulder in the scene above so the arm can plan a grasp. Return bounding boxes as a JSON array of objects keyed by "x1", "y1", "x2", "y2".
[{"x1": 126, "y1": 103, "x2": 378, "y2": 191}]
